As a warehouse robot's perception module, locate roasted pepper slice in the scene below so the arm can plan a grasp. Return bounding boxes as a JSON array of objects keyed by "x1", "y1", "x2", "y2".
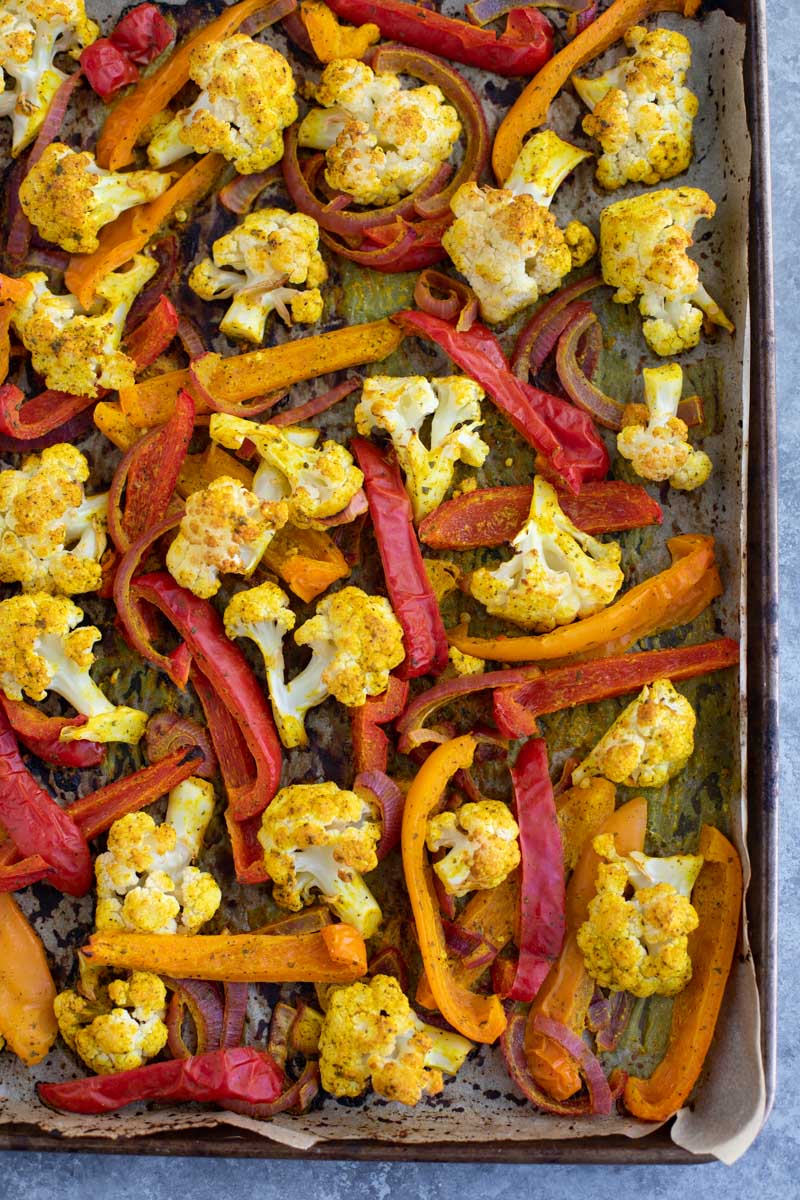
[
  {"x1": 0, "y1": 888, "x2": 58, "y2": 1065},
  {"x1": 351, "y1": 675, "x2": 410, "y2": 775}
]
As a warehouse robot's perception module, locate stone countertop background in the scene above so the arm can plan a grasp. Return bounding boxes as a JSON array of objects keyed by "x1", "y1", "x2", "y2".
[{"x1": 3, "y1": 3, "x2": 797, "y2": 1195}]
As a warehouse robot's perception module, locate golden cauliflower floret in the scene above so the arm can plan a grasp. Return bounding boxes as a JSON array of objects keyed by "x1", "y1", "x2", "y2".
[
  {"x1": 54, "y1": 971, "x2": 167, "y2": 1075},
  {"x1": 19, "y1": 143, "x2": 173, "y2": 254},
  {"x1": 189, "y1": 208, "x2": 327, "y2": 344},
  {"x1": 147, "y1": 34, "x2": 297, "y2": 174},
  {"x1": 257, "y1": 780, "x2": 383, "y2": 936},
  {"x1": 447, "y1": 646, "x2": 484, "y2": 676},
  {"x1": 95, "y1": 777, "x2": 221, "y2": 935},
  {"x1": 318, "y1": 975, "x2": 472, "y2": 1105},
  {"x1": 427, "y1": 800, "x2": 520, "y2": 898},
  {"x1": 577, "y1": 835, "x2": 703, "y2": 997},
  {"x1": 9, "y1": 254, "x2": 158, "y2": 397},
  {"x1": 600, "y1": 186, "x2": 733, "y2": 356},
  {"x1": 469, "y1": 476, "x2": 623, "y2": 631},
  {"x1": 573, "y1": 679, "x2": 696, "y2": 789},
  {"x1": 355, "y1": 375, "x2": 488, "y2": 521},
  {"x1": 575, "y1": 26, "x2": 698, "y2": 191},
  {"x1": 617, "y1": 363, "x2": 712, "y2": 490},
  {"x1": 209, "y1": 413, "x2": 362, "y2": 527},
  {"x1": 0, "y1": 443, "x2": 107, "y2": 594},
  {"x1": 298, "y1": 57, "x2": 461, "y2": 206},
  {"x1": 166, "y1": 475, "x2": 288, "y2": 598}
]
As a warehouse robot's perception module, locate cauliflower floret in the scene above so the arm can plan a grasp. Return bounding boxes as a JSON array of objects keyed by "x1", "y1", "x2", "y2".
[
  {"x1": 166, "y1": 475, "x2": 288, "y2": 599},
  {"x1": 572, "y1": 678, "x2": 696, "y2": 789},
  {"x1": 319, "y1": 974, "x2": 473, "y2": 1104},
  {"x1": 0, "y1": 0, "x2": 98, "y2": 156},
  {"x1": 427, "y1": 800, "x2": 520, "y2": 898},
  {"x1": 469, "y1": 476, "x2": 623, "y2": 630},
  {"x1": 600, "y1": 186, "x2": 734, "y2": 356},
  {"x1": 448, "y1": 646, "x2": 484, "y2": 676},
  {"x1": 577, "y1": 834, "x2": 704, "y2": 997},
  {"x1": 94, "y1": 777, "x2": 220, "y2": 935},
  {"x1": 147, "y1": 34, "x2": 297, "y2": 174},
  {"x1": 574, "y1": 27, "x2": 699, "y2": 191},
  {"x1": 0, "y1": 592, "x2": 148, "y2": 743},
  {"x1": 257, "y1": 781, "x2": 383, "y2": 936},
  {"x1": 224, "y1": 582, "x2": 405, "y2": 749},
  {"x1": 19, "y1": 143, "x2": 174, "y2": 255},
  {"x1": 617, "y1": 363, "x2": 712, "y2": 490},
  {"x1": 9, "y1": 254, "x2": 158, "y2": 397},
  {"x1": 209, "y1": 413, "x2": 362, "y2": 527},
  {"x1": 189, "y1": 208, "x2": 327, "y2": 344},
  {"x1": 355, "y1": 375, "x2": 489, "y2": 521},
  {"x1": 54, "y1": 971, "x2": 168, "y2": 1074},
  {"x1": 443, "y1": 131, "x2": 595, "y2": 324},
  {"x1": 0, "y1": 443, "x2": 107, "y2": 594},
  {"x1": 298, "y1": 57, "x2": 461, "y2": 206}
]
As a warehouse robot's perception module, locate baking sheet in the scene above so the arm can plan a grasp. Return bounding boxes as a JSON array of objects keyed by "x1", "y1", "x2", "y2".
[{"x1": 0, "y1": 1, "x2": 766, "y2": 1165}]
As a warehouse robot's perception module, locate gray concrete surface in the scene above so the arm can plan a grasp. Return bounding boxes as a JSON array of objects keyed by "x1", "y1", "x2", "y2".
[{"x1": 3, "y1": 2, "x2": 797, "y2": 1194}]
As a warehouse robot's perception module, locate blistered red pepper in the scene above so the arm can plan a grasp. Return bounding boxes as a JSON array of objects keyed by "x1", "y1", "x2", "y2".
[
  {"x1": 81, "y1": 39, "x2": 140, "y2": 101},
  {"x1": 0, "y1": 696, "x2": 104, "y2": 768},
  {"x1": 0, "y1": 851, "x2": 53, "y2": 892},
  {"x1": 352, "y1": 437, "x2": 449, "y2": 679},
  {"x1": 351, "y1": 675, "x2": 410, "y2": 775},
  {"x1": 122, "y1": 295, "x2": 179, "y2": 372},
  {"x1": 110, "y1": 3, "x2": 174, "y2": 65},
  {"x1": 38, "y1": 1047, "x2": 285, "y2": 1115}
]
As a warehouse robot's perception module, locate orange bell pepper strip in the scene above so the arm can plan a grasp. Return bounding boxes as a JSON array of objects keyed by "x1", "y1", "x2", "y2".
[
  {"x1": 121, "y1": 368, "x2": 207, "y2": 427},
  {"x1": 451, "y1": 534, "x2": 721, "y2": 664},
  {"x1": 0, "y1": 839, "x2": 58, "y2": 1064},
  {"x1": 415, "y1": 871, "x2": 519, "y2": 1011},
  {"x1": 300, "y1": 0, "x2": 379, "y2": 61},
  {"x1": 261, "y1": 525, "x2": 349, "y2": 603},
  {"x1": 94, "y1": 401, "x2": 143, "y2": 450},
  {"x1": 403, "y1": 734, "x2": 507, "y2": 1043},
  {"x1": 82, "y1": 924, "x2": 367, "y2": 983},
  {"x1": 525, "y1": 796, "x2": 647, "y2": 1101},
  {"x1": 176, "y1": 442, "x2": 253, "y2": 496},
  {"x1": 96, "y1": 0, "x2": 296, "y2": 171},
  {"x1": 491, "y1": 0, "x2": 702, "y2": 184},
  {"x1": 556, "y1": 777, "x2": 617, "y2": 873},
  {"x1": 65, "y1": 154, "x2": 225, "y2": 309},
  {"x1": 624, "y1": 824, "x2": 743, "y2": 1121},
  {"x1": 0, "y1": 275, "x2": 33, "y2": 306}
]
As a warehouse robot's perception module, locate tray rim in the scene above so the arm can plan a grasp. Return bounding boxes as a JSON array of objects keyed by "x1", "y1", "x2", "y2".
[{"x1": 0, "y1": 0, "x2": 778, "y2": 1166}]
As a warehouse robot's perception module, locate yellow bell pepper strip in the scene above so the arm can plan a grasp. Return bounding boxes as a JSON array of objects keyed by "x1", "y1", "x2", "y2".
[
  {"x1": 82, "y1": 924, "x2": 368, "y2": 983},
  {"x1": 525, "y1": 796, "x2": 647, "y2": 1102},
  {"x1": 0, "y1": 877, "x2": 58, "y2": 1065},
  {"x1": 95, "y1": 0, "x2": 296, "y2": 171},
  {"x1": 402, "y1": 734, "x2": 507, "y2": 1043},
  {"x1": 121, "y1": 369, "x2": 208, "y2": 427},
  {"x1": 176, "y1": 443, "x2": 254, "y2": 497},
  {"x1": 65, "y1": 154, "x2": 226, "y2": 310},
  {"x1": 624, "y1": 824, "x2": 743, "y2": 1121},
  {"x1": 492, "y1": 0, "x2": 703, "y2": 184},
  {"x1": 94, "y1": 401, "x2": 142, "y2": 451},
  {"x1": 300, "y1": 0, "x2": 379, "y2": 61},
  {"x1": 451, "y1": 534, "x2": 722, "y2": 664},
  {"x1": 556, "y1": 777, "x2": 617, "y2": 873}
]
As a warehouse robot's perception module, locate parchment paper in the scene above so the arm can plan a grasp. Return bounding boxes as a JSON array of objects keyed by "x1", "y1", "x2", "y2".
[{"x1": 0, "y1": 3, "x2": 765, "y2": 1165}]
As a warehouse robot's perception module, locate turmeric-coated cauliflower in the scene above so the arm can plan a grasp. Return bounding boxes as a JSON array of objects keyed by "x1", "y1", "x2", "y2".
[
  {"x1": 617, "y1": 363, "x2": 712, "y2": 491},
  {"x1": 427, "y1": 800, "x2": 520, "y2": 898},
  {"x1": 599, "y1": 186, "x2": 733, "y2": 355},
  {"x1": 94, "y1": 777, "x2": 220, "y2": 935},
  {"x1": 577, "y1": 835, "x2": 704, "y2": 997},
  {"x1": 209, "y1": 413, "x2": 362, "y2": 527},
  {"x1": 355, "y1": 375, "x2": 489, "y2": 521},
  {"x1": 258, "y1": 780, "x2": 382, "y2": 936},
  {"x1": 572, "y1": 679, "x2": 696, "y2": 789},
  {"x1": 54, "y1": 972, "x2": 168, "y2": 1074},
  {"x1": 166, "y1": 475, "x2": 288, "y2": 599},
  {"x1": 189, "y1": 208, "x2": 327, "y2": 343},
  {"x1": 19, "y1": 143, "x2": 173, "y2": 254},
  {"x1": 147, "y1": 34, "x2": 297, "y2": 174},
  {"x1": 298, "y1": 57, "x2": 461, "y2": 206},
  {"x1": 574, "y1": 27, "x2": 698, "y2": 191},
  {"x1": 0, "y1": 443, "x2": 107, "y2": 594},
  {"x1": 469, "y1": 476, "x2": 623, "y2": 630},
  {"x1": 319, "y1": 974, "x2": 473, "y2": 1104}
]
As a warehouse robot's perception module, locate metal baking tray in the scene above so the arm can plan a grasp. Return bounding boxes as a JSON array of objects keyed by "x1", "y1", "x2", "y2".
[{"x1": 0, "y1": 0, "x2": 777, "y2": 1164}]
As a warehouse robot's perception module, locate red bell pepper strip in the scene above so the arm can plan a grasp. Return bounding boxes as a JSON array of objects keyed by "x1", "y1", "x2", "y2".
[
  {"x1": 68, "y1": 746, "x2": 205, "y2": 841},
  {"x1": 0, "y1": 696, "x2": 104, "y2": 768},
  {"x1": 38, "y1": 1047, "x2": 285, "y2": 1116},
  {"x1": 325, "y1": 0, "x2": 553, "y2": 76},
  {"x1": 509, "y1": 738, "x2": 565, "y2": 1002},
  {"x1": 0, "y1": 708, "x2": 92, "y2": 897},
  {"x1": 0, "y1": 853, "x2": 54, "y2": 892},
  {"x1": 394, "y1": 311, "x2": 609, "y2": 494},
  {"x1": 493, "y1": 638, "x2": 741, "y2": 739},
  {"x1": 132, "y1": 573, "x2": 283, "y2": 821},
  {"x1": 81, "y1": 38, "x2": 139, "y2": 100},
  {"x1": 352, "y1": 437, "x2": 448, "y2": 678},
  {"x1": 110, "y1": 4, "x2": 174, "y2": 65},
  {"x1": 418, "y1": 481, "x2": 663, "y2": 551},
  {"x1": 123, "y1": 296, "x2": 179, "y2": 372},
  {"x1": 351, "y1": 675, "x2": 410, "y2": 775}
]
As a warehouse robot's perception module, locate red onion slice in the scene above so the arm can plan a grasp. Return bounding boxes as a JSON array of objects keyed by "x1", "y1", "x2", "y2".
[
  {"x1": 166, "y1": 979, "x2": 225, "y2": 1059},
  {"x1": 267, "y1": 1000, "x2": 297, "y2": 1070},
  {"x1": 145, "y1": 713, "x2": 217, "y2": 779},
  {"x1": 313, "y1": 488, "x2": 368, "y2": 528},
  {"x1": 269, "y1": 378, "x2": 360, "y2": 427},
  {"x1": 555, "y1": 308, "x2": 627, "y2": 430},
  {"x1": 354, "y1": 770, "x2": 404, "y2": 860},
  {"x1": 219, "y1": 166, "x2": 281, "y2": 214},
  {"x1": 511, "y1": 275, "x2": 603, "y2": 381},
  {"x1": 221, "y1": 983, "x2": 250, "y2": 1048}
]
